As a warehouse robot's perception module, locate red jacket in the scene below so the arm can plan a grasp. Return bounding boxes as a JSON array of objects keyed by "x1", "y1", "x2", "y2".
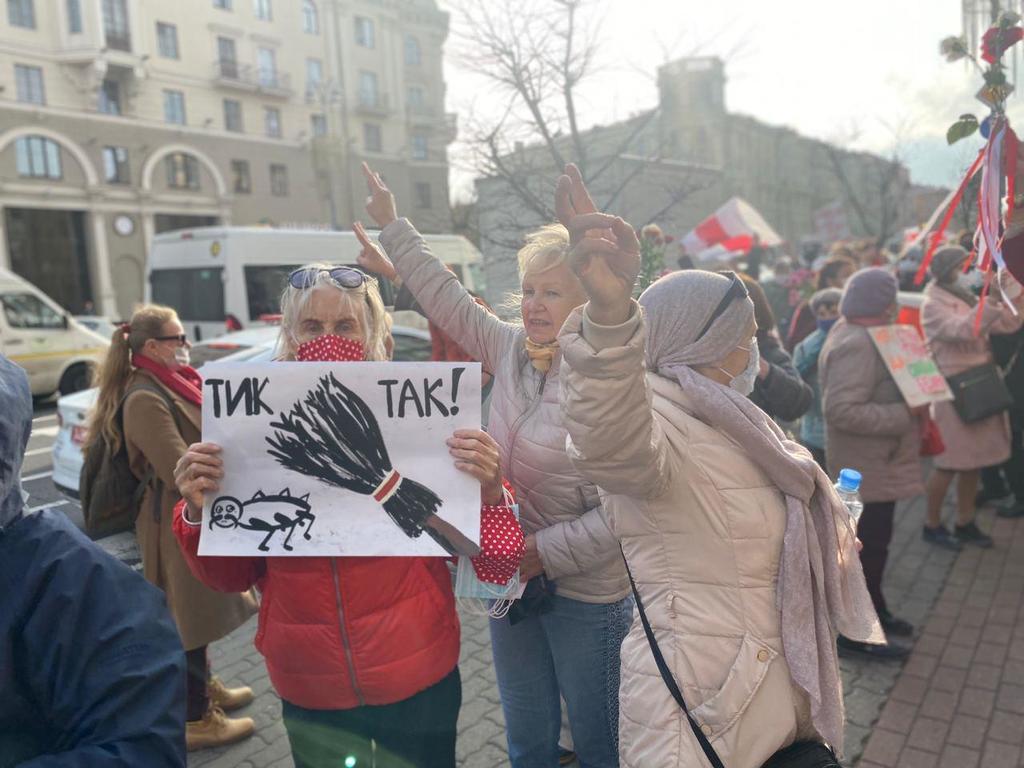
[{"x1": 173, "y1": 500, "x2": 460, "y2": 710}]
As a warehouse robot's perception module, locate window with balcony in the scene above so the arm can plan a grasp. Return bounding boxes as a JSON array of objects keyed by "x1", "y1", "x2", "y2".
[
  {"x1": 404, "y1": 36, "x2": 421, "y2": 66},
  {"x1": 406, "y1": 85, "x2": 425, "y2": 112},
  {"x1": 166, "y1": 152, "x2": 199, "y2": 189},
  {"x1": 301, "y1": 0, "x2": 317, "y2": 34},
  {"x1": 217, "y1": 37, "x2": 238, "y2": 78},
  {"x1": 311, "y1": 113, "x2": 326, "y2": 137},
  {"x1": 14, "y1": 65, "x2": 45, "y2": 105},
  {"x1": 306, "y1": 58, "x2": 322, "y2": 95},
  {"x1": 163, "y1": 90, "x2": 186, "y2": 125},
  {"x1": 354, "y1": 16, "x2": 374, "y2": 48},
  {"x1": 414, "y1": 181, "x2": 431, "y2": 209},
  {"x1": 15, "y1": 136, "x2": 61, "y2": 179},
  {"x1": 257, "y1": 47, "x2": 278, "y2": 88},
  {"x1": 253, "y1": 0, "x2": 271, "y2": 21},
  {"x1": 102, "y1": 146, "x2": 129, "y2": 184},
  {"x1": 231, "y1": 159, "x2": 251, "y2": 193},
  {"x1": 102, "y1": 0, "x2": 130, "y2": 51},
  {"x1": 411, "y1": 133, "x2": 428, "y2": 161},
  {"x1": 270, "y1": 163, "x2": 288, "y2": 196},
  {"x1": 264, "y1": 106, "x2": 281, "y2": 138},
  {"x1": 7, "y1": 0, "x2": 35, "y2": 28},
  {"x1": 223, "y1": 99, "x2": 243, "y2": 132},
  {"x1": 363, "y1": 123, "x2": 381, "y2": 153},
  {"x1": 157, "y1": 22, "x2": 179, "y2": 58},
  {"x1": 358, "y1": 71, "x2": 378, "y2": 108},
  {"x1": 66, "y1": 0, "x2": 82, "y2": 33},
  {"x1": 98, "y1": 79, "x2": 121, "y2": 114}
]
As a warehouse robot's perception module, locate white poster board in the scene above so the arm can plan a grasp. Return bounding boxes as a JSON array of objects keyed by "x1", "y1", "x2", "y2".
[
  {"x1": 199, "y1": 361, "x2": 482, "y2": 557},
  {"x1": 868, "y1": 325, "x2": 954, "y2": 408}
]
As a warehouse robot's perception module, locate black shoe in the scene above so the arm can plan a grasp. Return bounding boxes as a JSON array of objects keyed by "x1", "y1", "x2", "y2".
[
  {"x1": 558, "y1": 748, "x2": 577, "y2": 766},
  {"x1": 996, "y1": 502, "x2": 1024, "y2": 519},
  {"x1": 923, "y1": 525, "x2": 963, "y2": 551},
  {"x1": 976, "y1": 487, "x2": 1011, "y2": 507},
  {"x1": 878, "y1": 609, "x2": 914, "y2": 637},
  {"x1": 955, "y1": 521, "x2": 994, "y2": 548},
  {"x1": 837, "y1": 635, "x2": 910, "y2": 660}
]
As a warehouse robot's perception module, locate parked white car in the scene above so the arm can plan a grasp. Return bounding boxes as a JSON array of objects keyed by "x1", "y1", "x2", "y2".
[{"x1": 52, "y1": 325, "x2": 432, "y2": 498}]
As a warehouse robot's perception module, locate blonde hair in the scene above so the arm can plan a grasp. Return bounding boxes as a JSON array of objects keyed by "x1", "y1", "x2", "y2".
[
  {"x1": 517, "y1": 223, "x2": 570, "y2": 278},
  {"x1": 275, "y1": 263, "x2": 389, "y2": 361},
  {"x1": 85, "y1": 304, "x2": 177, "y2": 454}
]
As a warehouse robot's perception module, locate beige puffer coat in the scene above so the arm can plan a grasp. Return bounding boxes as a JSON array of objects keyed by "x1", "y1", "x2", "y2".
[
  {"x1": 559, "y1": 307, "x2": 818, "y2": 768},
  {"x1": 380, "y1": 219, "x2": 629, "y2": 603}
]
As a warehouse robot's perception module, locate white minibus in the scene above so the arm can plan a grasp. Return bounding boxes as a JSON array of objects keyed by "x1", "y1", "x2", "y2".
[{"x1": 146, "y1": 227, "x2": 485, "y2": 340}]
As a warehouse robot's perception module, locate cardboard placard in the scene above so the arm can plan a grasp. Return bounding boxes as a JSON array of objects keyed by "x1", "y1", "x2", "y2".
[
  {"x1": 868, "y1": 325, "x2": 953, "y2": 407},
  {"x1": 198, "y1": 361, "x2": 482, "y2": 557}
]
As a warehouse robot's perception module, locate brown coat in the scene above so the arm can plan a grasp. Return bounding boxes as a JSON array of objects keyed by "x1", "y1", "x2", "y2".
[
  {"x1": 819, "y1": 319, "x2": 924, "y2": 504},
  {"x1": 123, "y1": 368, "x2": 257, "y2": 650}
]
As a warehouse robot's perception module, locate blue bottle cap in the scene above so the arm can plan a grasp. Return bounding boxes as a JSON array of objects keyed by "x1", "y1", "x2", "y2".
[{"x1": 838, "y1": 468, "x2": 862, "y2": 492}]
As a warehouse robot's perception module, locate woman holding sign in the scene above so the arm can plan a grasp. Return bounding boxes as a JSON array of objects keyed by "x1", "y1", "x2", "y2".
[
  {"x1": 357, "y1": 162, "x2": 631, "y2": 767},
  {"x1": 172, "y1": 266, "x2": 522, "y2": 768},
  {"x1": 921, "y1": 246, "x2": 1024, "y2": 549}
]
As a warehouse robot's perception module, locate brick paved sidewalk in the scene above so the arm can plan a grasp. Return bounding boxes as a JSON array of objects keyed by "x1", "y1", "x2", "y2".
[
  {"x1": 184, "y1": 492, "x2": 960, "y2": 768},
  {"x1": 859, "y1": 507, "x2": 1024, "y2": 768}
]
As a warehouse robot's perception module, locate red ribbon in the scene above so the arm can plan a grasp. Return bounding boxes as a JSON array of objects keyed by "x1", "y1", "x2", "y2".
[{"x1": 915, "y1": 149, "x2": 985, "y2": 285}]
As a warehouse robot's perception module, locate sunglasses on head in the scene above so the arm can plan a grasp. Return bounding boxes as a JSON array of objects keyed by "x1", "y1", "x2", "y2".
[
  {"x1": 288, "y1": 266, "x2": 369, "y2": 290},
  {"x1": 153, "y1": 334, "x2": 188, "y2": 345},
  {"x1": 695, "y1": 271, "x2": 749, "y2": 340}
]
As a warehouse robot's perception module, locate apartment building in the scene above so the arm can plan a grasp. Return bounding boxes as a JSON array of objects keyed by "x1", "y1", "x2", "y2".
[{"x1": 0, "y1": 0, "x2": 454, "y2": 317}]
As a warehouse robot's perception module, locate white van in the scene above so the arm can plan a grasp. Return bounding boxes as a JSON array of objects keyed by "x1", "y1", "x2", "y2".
[
  {"x1": 146, "y1": 227, "x2": 485, "y2": 341},
  {"x1": 0, "y1": 268, "x2": 109, "y2": 396}
]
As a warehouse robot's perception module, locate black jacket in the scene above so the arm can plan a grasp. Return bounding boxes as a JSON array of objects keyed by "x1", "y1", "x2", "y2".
[
  {"x1": 0, "y1": 510, "x2": 187, "y2": 767},
  {"x1": 991, "y1": 326, "x2": 1024, "y2": 428},
  {"x1": 751, "y1": 334, "x2": 814, "y2": 421}
]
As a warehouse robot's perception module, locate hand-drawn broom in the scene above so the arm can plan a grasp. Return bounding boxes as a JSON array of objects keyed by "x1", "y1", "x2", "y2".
[{"x1": 265, "y1": 373, "x2": 480, "y2": 557}]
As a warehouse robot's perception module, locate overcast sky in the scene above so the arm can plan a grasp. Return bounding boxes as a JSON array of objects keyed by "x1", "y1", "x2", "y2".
[{"x1": 440, "y1": 0, "x2": 1022, "y2": 201}]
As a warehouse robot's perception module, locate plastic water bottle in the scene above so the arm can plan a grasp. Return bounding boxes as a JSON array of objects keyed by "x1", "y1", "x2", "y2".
[{"x1": 835, "y1": 468, "x2": 864, "y2": 524}]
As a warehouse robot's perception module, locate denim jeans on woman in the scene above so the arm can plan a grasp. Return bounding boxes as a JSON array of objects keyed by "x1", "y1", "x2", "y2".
[{"x1": 490, "y1": 593, "x2": 633, "y2": 768}]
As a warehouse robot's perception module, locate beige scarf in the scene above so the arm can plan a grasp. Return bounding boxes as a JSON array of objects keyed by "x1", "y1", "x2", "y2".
[{"x1": 524, "y1": 339, "x2": 558, "y2": 373}]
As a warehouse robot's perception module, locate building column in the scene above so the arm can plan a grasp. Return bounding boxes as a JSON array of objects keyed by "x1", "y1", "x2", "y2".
[
  {"x1": 141, "y1": 210, "x2": 155, "y2": 275},
  {"x1": 0, "y1": 205, "x2": 9, "y2": 271},
  {"x1": 89, "y1": 211, "x2": 117, "y2": 317}
]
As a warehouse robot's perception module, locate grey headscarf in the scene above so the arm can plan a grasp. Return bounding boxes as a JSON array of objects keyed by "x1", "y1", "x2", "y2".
[
  {"x1": 638, "y1": 270, "x2": 883, "y2": 755},
  {"x1": 0, "y1": 354, "x2": 32, "y2": 530},
  {"x1": 930, "y1": 245, "x2": 977, "y2": 306}
]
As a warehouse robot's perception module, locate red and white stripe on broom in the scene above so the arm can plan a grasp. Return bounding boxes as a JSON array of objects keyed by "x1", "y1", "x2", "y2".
[
  {"x1": 682, "y1": 197, "x2": 784, "y2": 258},
  {"x1": 910, "y1": 116, "x2": 1023, "y2": 333}
]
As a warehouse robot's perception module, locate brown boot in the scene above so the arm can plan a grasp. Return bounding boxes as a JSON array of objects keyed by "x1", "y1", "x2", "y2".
[
  {"x1": 186, "y1": 706, "x2": 255, "y2": 751},
  {"x1": 208, "y1": 676, "x2": 254, "y2": 712}
]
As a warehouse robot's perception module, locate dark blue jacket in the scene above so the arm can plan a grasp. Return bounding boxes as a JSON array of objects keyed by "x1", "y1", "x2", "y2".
[{"x1": 0, "y1": 511, "x2": 187, "y2": 767}]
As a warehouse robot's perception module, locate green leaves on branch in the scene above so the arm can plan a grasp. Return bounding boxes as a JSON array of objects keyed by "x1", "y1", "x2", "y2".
[{"x1": 947, "y1": 114, "x2": 979, "y2": 145}]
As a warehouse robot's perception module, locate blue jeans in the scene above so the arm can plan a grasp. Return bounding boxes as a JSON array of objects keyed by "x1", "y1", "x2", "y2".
[{"x1": 490, "y1": 593, "x2": 633, "y2": 768}]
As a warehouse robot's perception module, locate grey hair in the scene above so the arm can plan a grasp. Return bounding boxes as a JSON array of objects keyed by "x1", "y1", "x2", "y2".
[{"x1": 273, "y1": 263, "x2": 389, "y2": 361}]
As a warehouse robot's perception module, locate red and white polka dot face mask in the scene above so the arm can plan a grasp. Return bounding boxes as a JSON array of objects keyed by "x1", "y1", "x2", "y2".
[{"x1": 295, "y1": 334, "x2": 366, "y2": 363}]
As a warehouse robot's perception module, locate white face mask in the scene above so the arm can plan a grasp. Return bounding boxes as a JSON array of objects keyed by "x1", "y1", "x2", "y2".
[
  {"x1": 173, "y1": 346, "x2": 191, "y2": 368},
  {"x1": 718, "y1": 337, "x2": 759, "y2": 396}
]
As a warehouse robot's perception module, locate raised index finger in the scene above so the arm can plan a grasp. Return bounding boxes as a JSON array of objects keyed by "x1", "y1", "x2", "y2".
[
  {"x1": 565, "y1": 164, "x2": 597, "y2": 215},
  {"x1": 555, "y1": 175, "x2": 576, "y2": 227},
  {"x1": 352, "y1": 221, "x2": 373, "y2": 248},
  {"x1": 361, "y1": 161, "x2": 384, "y2": 192}
]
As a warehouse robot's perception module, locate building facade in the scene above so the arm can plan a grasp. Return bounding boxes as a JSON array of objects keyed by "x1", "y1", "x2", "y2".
[
  {"x1": 476, "y1": 56, "x2": 921, "y2": 305},
  {"x1": 0, "y1": 0, "x2": 454, "y2": 318}
]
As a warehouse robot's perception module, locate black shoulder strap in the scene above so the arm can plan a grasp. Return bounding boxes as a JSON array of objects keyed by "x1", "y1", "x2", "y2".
[{"x1": 622, "y1": 547, "x2": 726, "y2": 768}]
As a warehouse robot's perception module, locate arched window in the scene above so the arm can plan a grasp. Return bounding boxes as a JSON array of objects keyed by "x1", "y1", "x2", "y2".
[
  {"x1": 404, "y1": 35, "x2": 421, "y2": 66},
  {"x1": 14, "y1": 136, "x2": 62, "y2": 179},
  {"x1": 165, "y1": 152, "x2": 200, "y2": 189},
  {"x1": 301, "y1": 0, "x2": 318, "y2": 34}
]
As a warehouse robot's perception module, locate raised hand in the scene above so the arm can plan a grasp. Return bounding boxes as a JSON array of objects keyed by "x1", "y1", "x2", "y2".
[
  {"x1": 353, "y1": 221, "x2": 397, "y2": 281},
  {"x1": 174, "y1": 442, "x2": 224, "y2": 521},
  {"x1": 361, "y1": 161, "x2": 397, "y2": 228}
]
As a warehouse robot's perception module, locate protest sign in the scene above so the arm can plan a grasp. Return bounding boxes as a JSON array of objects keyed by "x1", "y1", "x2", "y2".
[
  {"x1": 199, "y1": 360, "x2": 482, "y2": 558},
  {"x1": 868, "y1": 324, "x2": 953, "y2": 407}
]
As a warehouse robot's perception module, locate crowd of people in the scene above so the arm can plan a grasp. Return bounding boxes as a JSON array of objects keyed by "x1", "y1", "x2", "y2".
[{"x1": 2, "y1": 159, "x2": 1024, "y2": 768}]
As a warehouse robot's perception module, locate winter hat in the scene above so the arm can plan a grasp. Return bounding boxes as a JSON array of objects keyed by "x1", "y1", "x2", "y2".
[
  {"x1": 929, "y1": 245, "x2": 969, "y2": 282},
  {"x1": 839, "y1": 267, "x2": 898, "y2": 319},
  {"x1": 810, "y1": 288, "x2": 842, "y2": 313}
]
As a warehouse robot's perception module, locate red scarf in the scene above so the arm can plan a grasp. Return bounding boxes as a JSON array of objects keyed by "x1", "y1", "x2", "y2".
[{"x1": 131, "y1": 353, "x2": 203, "y2": 407}]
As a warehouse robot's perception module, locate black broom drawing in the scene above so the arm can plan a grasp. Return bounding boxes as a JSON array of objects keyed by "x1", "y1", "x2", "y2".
[{"x1": 265, "y1": 373, "x2": 480, "y2": 557}]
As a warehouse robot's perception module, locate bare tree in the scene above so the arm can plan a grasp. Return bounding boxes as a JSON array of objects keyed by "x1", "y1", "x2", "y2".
[{"x1": 449, "y1": 0, "x2": 709, "y2": 241}]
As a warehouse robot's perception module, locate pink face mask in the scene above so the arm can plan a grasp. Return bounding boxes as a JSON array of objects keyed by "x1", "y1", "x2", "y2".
[{"x1": 295, "y1": 334, "x2": 365, "y2": 362}]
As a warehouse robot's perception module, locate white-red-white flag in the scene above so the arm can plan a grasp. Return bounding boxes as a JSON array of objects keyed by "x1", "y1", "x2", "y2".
[{"x1": 681, "y1": 197, "x2": 783, "y2": 255}]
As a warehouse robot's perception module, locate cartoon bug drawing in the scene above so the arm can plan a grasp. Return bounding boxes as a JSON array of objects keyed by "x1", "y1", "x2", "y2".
[{"x1": 210, "y1": 489, "x2": 316, "y2": 552}]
